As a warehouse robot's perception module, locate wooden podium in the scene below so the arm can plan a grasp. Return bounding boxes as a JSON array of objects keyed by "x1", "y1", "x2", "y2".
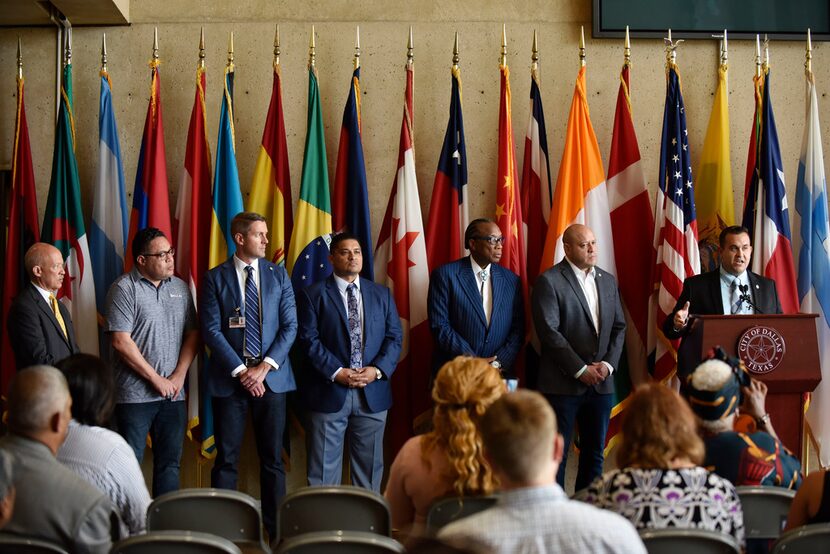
[{"x1": 678, "y1": 314, "x2": 821, "y2": 457}]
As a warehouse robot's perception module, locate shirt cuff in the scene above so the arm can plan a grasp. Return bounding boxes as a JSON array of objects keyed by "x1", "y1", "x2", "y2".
[
  {"x1": 263, "y1": 357, "x2": 279, "y2": 371},
  {"x1": 601, "y1": 361, "x2": 614, "y2": 375},
  {"x1": 574, "y1": 365, "x2": 588, "y2": 379},
  {"x1": 331, "y1": 367, "x2": 345, "y2": 382},
  {"x1": 231, "y1": 364, "x2": 246, "y2": 377}
]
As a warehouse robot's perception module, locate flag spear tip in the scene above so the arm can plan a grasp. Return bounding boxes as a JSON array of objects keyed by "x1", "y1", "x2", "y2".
[
  {"x1": 309, "y1": 25, "x2": 316, "y2": 68},
  {"x1": 152, "y1": 26, "x2": 159, "y2": 61},
  {"x1": 407, "y1": 26, "x2": 414, "y2": 65},
  {"x1": 17, "y1": 36, "x2": 22, "y2": 79},
  {"x1": 624, "y1": 25, "x2": 631, "y2": 64},
  {"x1": 806, "y1": 29, "x2": 813, "y2": 75},
  {"x1": 354, "y1": 26, "x2": 360, "y2": 69},
  {"x1": 720, "y1": 29, "x2": 728, "y2": 66},
  {"x1": 453, "y1": 31, "x2": 459, "y2": 69},
  {"x1": 227, "y1": 31, "x2": 234, "y2": 67},
  {"x1": 198, "y1": 27, "x2": 206, "y2": 68},
  {"x1": 500, "y1": 23, "x2": 507, "y2": 66},
  {"x1": 755, "y1": 35, "x2": 762, "y2": 78},
  {"x1": 274, "y1": 24, "x2": 280, "y2": 65},
  {"x1": 101, "y1": 33, "x2": 108, "y2": 72},
  {"x1": 579, "y1": 25, "x2": 586, "y2": 67}
]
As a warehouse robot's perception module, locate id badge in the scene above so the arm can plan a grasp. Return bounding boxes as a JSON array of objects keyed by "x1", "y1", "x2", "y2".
[{"x1": 229, "y1": 315, "x2": 246, "y2": 329}]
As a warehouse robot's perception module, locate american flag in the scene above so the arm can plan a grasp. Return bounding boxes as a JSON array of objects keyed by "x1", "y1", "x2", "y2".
[{"x1": 648, "y1": 62, "x2": 700, "y2": 383}]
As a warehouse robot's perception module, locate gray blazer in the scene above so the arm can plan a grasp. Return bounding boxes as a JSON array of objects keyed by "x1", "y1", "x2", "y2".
[
  {"x1": 531, "y1": 260, "x2": 626, "y2": 395},
  {"x1": 0, "y1": 434, "x2": 115, "y2": 553}
]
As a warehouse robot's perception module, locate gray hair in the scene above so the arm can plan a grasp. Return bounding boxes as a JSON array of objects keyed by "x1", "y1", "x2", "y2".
[
  {"x1": 8, "y1": 365, "x2": 70, "y2": 435},
  {"x1": 698, "y1": 415, "x2": 734, "y2": 435},
  {"x1": 0, "y1": 450, "x2": 13, "y2": 500}
]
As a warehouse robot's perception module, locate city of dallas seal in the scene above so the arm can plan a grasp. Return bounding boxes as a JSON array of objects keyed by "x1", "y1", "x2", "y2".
[{"x1": 737, "y1": 326, "x2": 786, "y2": 374}]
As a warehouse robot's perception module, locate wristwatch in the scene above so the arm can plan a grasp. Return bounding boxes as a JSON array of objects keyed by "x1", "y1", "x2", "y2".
[
  {"x1": 375, "y1": 368, "x2": 383, "y2": 381},
  {"x1": 490, "y1": 359, "x2": 502, "y2": 370}
]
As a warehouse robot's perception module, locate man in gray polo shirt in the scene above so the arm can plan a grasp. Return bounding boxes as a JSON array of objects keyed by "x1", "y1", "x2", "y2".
[{"x1": 105, "y1": 227, "x2": 199, "y2": 496}]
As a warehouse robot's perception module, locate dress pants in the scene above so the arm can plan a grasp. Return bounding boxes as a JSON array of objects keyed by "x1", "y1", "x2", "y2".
[
  {"x1": 545, "y1": 389, "x2": 613, "y2": 493},
  {"x1": 211, "y1": 384, "x2": 286, "y2": 539},
  {"x1": 307, "y1": 387, "x2": 387, "y2": 492}
]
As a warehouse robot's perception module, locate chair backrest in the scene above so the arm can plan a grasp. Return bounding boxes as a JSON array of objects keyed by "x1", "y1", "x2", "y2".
[
  {"x1": 147, "y1": 488, "x2": 263, "y2": 545},
  {"x1": 0, "y1": 534, "x2": 69, "y2": 554},
  {"x1": 736, "y1": 486, "x2": 796, "y2": 540},
  {"x1": 276, "y1": 485, "x2": 391, "y2": 543},
  {"x1": 275, "y1": 530, "x2": 405, "y2": 554},
  {"x1": 111, "y1": 530, "x2": 242, "y2": 554},
  {"x1": 426, "y1": 495, "x2": 499, "y2": 532},
  {"x1": 639, "y1": 528, "x2": 740, "y2": 554},
  {"x1": 771, "y1": 522, "x2": 830, "y2": 553}
]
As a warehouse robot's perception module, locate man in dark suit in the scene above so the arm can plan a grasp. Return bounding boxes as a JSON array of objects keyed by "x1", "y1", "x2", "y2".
[
  {"x1": 8, "y1": 242, "x2": 80, "y2": 369},
  {"x1": 296, "y1": 233, "x2": 402, "y2": 492},
  {"x1": 531, "y1": 224, "x2": 626, "y2": 491},
  {"x1": 427, "y1": 218, "x2": 524, "y2": 376},
  {"x1": 200, "y1": 212, "x2": 297, "y2": 540}
]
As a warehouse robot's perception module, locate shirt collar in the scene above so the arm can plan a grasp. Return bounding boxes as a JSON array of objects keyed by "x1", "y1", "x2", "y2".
[
  {"x1": 233, "y1": 255, "x2": 259, "y2": 273},
  {"x1": 719, "y1": 266, "x2": 748, "y2": 285},
  {"x1": 470, "y1": 257, "x2": 492, "y2": 276},
  {"x1": 566, "y1": 258, "x2": 596, "y2": 280},
  {"x1": 334, "y1": 274, "x2": 360, "y2": 294},
  {"x1": 130, "y1": 266, "x2": 171, "y2": 287},
  {"x1": 31, "y1": 282, "x2": 56, "y2": 299}
]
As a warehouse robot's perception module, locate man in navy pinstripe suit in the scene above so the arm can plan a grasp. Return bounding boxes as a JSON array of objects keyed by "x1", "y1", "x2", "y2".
[{"x1": 427, "y1": 218, "x2": 524, "y2": 377}]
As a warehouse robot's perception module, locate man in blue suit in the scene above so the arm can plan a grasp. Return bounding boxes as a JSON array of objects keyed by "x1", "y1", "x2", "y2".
[
  {"x1": 200, "y1": 212, "x2": 297, "y2": 539},
  {"x1": 296, "y1": 233, "x2": 402, "y2": 492},
  {"x1": 427, "y1": 218, "x2": 524, "y2": 376}
]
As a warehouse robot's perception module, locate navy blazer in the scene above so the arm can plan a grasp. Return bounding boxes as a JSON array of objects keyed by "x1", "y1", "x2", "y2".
[
  {"x1": 427, "y1": 257, "x2": 524, "y2": 372},
  {"x1": 200, "y1": 257, "x2": 297, "y2": 397},
  {"x1": 296, "y1": 275, "x2": 402, "y2": 414},
  {"x1": 8, "y1": 283, "x2": 80, "y2": 369}
]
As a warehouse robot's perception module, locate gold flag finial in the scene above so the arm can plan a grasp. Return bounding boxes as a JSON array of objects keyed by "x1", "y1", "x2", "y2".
[
  {"x1": 624, "y1": 25, "x2": 630, "y2": 65},
  {"x1": 763, "y1": 34, "x2": 770, "y2": 71},
  {"x1": 500, "y1": 23, "x2": 507, "y2": 66},
  {"x1": 579, "y1": 25, "x2": 586, "y2": 67},
  {"x1": 152, "y1": 26, "x2": 159, "y2": 61},
  {"x1": 755, "y1": 34, "x2": 762, "y2": 78},
  {"x1": 531, "y1": 29, "x2": 538, "y2": 72},
  {"x1": 720, "y1": 29, "x2": 728, "y2": 67},
  {"x1": 354, "y1": 26, "x2": 360, "y2": 70},
  {"x1": 17, "y1": 37, "x2": 22, "y2": 79},
  {"x1": 274, "y1": 24, "x2": 280, "y2": 66},
  {"x1": 664, "y1": 29, "x2": 682, "y2": 67},
  {"x1": 407, "y1": 25, "x2": 414, "y2": 66},
  {"x1": 309, "y1": 25, "x2": 316, "y2": 68},
  {"x1": 198, "y1": 27, "x2": 205, "y2": 69},
  {"x1": 806, "y1": 28, "x2": 813, "y2": 75},
  {"x1": 227, "y1": 31, "x2": 234, "y2": 69},
  {"x1": 452, "y1": 31, "x2": 460, "y2": 69},
  {"x1": 64, "y1": 26, "x2": 72, "y2": 67}
]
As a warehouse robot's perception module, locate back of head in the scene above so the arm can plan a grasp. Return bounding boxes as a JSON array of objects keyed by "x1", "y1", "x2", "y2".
[
  {"x1": 617, "y1": 384, "x2": 704, "y2": 468},
  {"x1": 56, "y1": 354, "x2": 115, "y2": 427},
  {"x1": 426, "y1": 356, "x2": 504, "y2": 495},
  {"x1": 7, "y1": 366, "x2": 70, "y2": 436},
  {"x1": 480, "y1": 390, "x2": 556, "y2": 485},
  {"x1": 0, "y1": 450, "x2": 13, "y2": 501}
]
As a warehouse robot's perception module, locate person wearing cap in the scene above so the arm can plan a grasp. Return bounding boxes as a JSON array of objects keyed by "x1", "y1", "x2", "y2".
[{"x1": 686, "y1": 356, "x2": 801, "y2": 489}]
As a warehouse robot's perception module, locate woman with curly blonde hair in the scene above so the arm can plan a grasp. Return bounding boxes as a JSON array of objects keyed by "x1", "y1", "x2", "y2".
[{"x1": 384, "y1": 356, "x2": 504, "y2": 540}]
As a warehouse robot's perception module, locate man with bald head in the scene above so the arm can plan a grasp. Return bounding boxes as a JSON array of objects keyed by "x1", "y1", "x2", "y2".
[
  {"x1": 0, "y1": 366, "x2": 114, "y2": 552},
  {"x1": 531, "y1": 223, "x2": 626, "y2": 491},
  {"x1": 7, "y1": 242, "x2": 79, "y2": 369}
]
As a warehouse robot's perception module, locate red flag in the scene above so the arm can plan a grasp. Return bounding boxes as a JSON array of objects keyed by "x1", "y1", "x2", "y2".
[
  {"x1": 126, "y1": 60, "x2": 172, "y2": 269},
  {"x1": 374, "y1": 58, "x2": 432, "y2": 455},
  {"x1": 2, "y1": 70, "x2": 40, "y2": 392}
]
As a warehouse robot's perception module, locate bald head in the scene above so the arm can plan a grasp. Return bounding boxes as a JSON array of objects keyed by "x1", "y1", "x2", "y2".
[
  {"x1": 24, "y1": 243, "x2": 65, "y2": 292},
  {"x1": 7, "y1": 366, "x2": 70, "y2": 437},
  {"x1": 562, "y1": 224, "x2": 597, "y2": 270}
]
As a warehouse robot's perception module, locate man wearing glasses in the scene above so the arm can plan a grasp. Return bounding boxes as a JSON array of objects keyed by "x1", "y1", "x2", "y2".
[
  {"x1": 105, "y1": 227, "x2": 199, "y2": 496},
  {"x1": 427, "y1": 218, "x2": 524, "y2": 377}
]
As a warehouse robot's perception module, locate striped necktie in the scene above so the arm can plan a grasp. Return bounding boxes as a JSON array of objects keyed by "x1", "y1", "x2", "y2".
[{"x1": 244, "y1": 266, "x2": 261, "y2": 357}]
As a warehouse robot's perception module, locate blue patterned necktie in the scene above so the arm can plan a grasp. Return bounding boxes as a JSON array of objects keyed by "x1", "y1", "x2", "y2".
[
  {"x1": 245, "y1": 266, "x2": 261, "y2": 356},
  {"x1": 347, "y1": 283, "x2": 362, "y2": 368}
]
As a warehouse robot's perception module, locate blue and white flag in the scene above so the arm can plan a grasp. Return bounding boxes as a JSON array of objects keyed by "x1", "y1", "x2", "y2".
[
  {"x1": 796, "y1": 71, "x2": 830, "y2": 466},
  {"x1": 90, "y1": 70, "x2": 128, "y2": 317}
]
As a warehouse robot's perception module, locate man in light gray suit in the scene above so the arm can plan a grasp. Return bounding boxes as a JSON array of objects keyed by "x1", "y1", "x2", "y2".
[
  {"x1": 531, "y1": 224, "x2": 626, "y2": 491},
  {"x1": 0, "y1": 366, "x2": 114, "y2": 553}
]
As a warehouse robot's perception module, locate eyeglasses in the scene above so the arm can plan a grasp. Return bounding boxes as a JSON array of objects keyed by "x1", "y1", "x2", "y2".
[
  {"x1": 473, "y1": 235, "x2": 505, "y2": 246},
  {"x1": 142, "y1": 248, "x2": 175, "y2": 259}
]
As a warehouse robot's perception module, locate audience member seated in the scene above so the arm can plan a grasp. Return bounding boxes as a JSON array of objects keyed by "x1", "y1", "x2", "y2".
[
  {"x1": 583, "y1": 384, "x2": 745, "y2": 548},
  {"x1": 384, "y1": 356, "x2": 503, "y2": 541},
  {"x1": 438, "y1": 390, "x2": 645, "y2": 554},
  {"x1": 785, "y1": 469, "x2": 830, "y2": 530},
  {"x1": 686, "y1": 353, "x2": 802, "y2": 489},
  {"x1": 0, "y1": 450, "x2": 15, "y2": 529},
  {"x1": 0, "y1": 365, "x2": 114, "y2": 553},
  {"x1": 56, "y1": 354, "x2": 152, "y2": 536}
]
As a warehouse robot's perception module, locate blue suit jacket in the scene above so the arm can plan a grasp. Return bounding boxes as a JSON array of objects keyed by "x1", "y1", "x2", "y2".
[
  {"x1": 427, "y1": 257, "x2": 524, "y2": 373},
  {"x1": 296, "y1": 275, "x2": 402, "y2": 414},
  {"x1": 200, "y1": 257, "x2": 297, "y2": 397}
]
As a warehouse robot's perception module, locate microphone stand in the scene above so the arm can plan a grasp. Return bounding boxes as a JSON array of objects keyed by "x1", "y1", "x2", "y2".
[{"x1": 738, "y1": 284, "x2": 764, "y2": 314}]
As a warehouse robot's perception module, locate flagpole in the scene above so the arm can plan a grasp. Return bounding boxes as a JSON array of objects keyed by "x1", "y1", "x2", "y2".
[
  {"x1": 802, "y1": 28, "x2": 813, "y2": 473},
  {"x1": 17, "y1": 36, "x2": 22, "y2": 80}
]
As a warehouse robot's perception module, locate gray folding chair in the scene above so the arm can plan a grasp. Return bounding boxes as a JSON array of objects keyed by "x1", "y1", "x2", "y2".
[
  {"x1": 772, "y1": 523, "x2": 830, "y2": 552},
  {"x1": 275, "y1": 530, "x2": 405, "y2": 554},
  {"x1": 426, "y1": 495, "x2": 499, "y2": 532},
  {"x1": 639, "y1": 528, "x2": 740, "y2": 554},
  {"x1": 0, "y1": 534, "x2": 69, "y2": 554},
  {"x1": 147, "y1": 488, "x2": 266, "y2": 551},
  {"x1": 276, "y1": 485, "x2": 391, "y2": 543},
  {"x1": 111, "y1": 530, "x2": 241, "y2": 554},
  {"x1": 736, "y1": 486, "x2": 796, "y2": 540}
]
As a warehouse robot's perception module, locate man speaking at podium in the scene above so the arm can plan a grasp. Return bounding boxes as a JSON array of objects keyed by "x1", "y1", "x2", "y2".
[{"x1": 664, "y1": 225, "x2": 782, "y2": 351}]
